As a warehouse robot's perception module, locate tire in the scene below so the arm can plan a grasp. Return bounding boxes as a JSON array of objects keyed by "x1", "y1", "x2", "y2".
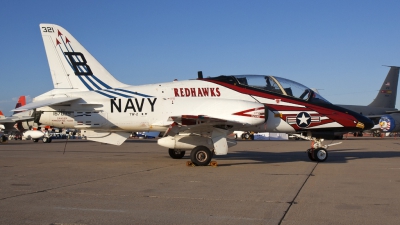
[
  {"x1": 42, "y1": 137, "x2": 48, "y2": 143},
  {"x1": 168, "y1": 149, "x2": 185, "y2": 159},
  {"x1": 307, "y1": 149, "x2": 316, "y2": 161},
  {"x1": 244, "y1": 133, "x2": 250, "y2": 139},
  {"x1": 190, "y1": 146, "x2": 212, "y2": 166},
  {"x1": 313, "y1": 148, "x2": 328, "y2": 162},
  {"x1": 33, "y1": 139, "x2": 39, "y2": 143}
]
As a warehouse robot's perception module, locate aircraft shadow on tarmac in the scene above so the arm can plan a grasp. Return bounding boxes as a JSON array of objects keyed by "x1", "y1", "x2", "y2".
[
  {"x1": 207, "y1": 149, "x2": 400, "y2": 166},
  {"x1": 2, "y1": 140, "x2": 400, "y2": 166}
]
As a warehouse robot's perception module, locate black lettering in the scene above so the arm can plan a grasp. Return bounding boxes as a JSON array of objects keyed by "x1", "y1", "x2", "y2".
[
  {"x1": 42, "y1": 27, "x2": 54, "y2": 33},
  {"x1": 124, "y1": 99, "x2": 136, "y2": 112},
  {"x1": 135, "y1": 98, "x2": 145, "y2": 112},
  {"x1": 147, "y1": 98, "x2": 157, "y2": 112},
  {"x1": 111, "y1": 98, "x2": 121, "y2": 113},
  {"x1": 64, "y1": 52, "x2": 93, "y2": 75}
]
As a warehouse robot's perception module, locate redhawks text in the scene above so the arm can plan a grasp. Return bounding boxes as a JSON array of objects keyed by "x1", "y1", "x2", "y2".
[{"x1": 173, "y1": 87, "x2": 221, "y2": 97}]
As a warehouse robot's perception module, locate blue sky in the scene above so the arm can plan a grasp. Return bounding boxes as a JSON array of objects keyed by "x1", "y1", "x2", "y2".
[{"x1": 1, "y1": 0, "x2": 400, "y2": 115}]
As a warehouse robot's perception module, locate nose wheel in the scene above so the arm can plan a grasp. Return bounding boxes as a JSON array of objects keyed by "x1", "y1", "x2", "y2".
[
  {"x1": 307, "y1": 148, "x2": 328, "y2": 162},
  {"x1": 293, "y1": 133, "x2": 341, "y2": 162}
]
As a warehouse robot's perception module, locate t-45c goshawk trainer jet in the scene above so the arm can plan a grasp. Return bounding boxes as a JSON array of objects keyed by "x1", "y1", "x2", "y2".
[{"x1": 13, "y1": 24, "x2": 373, "y2": 166}]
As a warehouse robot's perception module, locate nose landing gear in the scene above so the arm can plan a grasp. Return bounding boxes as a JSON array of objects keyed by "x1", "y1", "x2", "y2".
[{"x1": 293, "y1": 133, "x2": 342, "y2": 162}]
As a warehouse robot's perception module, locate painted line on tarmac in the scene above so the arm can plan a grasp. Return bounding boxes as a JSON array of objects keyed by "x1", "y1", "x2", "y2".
[{"x1": 278, "y1": 162, "x2": 319, "y2": 225}]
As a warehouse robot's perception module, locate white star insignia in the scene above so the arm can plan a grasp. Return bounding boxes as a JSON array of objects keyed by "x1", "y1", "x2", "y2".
[{"x1": 298, "y1": 113, "x2": 310, "y2": 125}]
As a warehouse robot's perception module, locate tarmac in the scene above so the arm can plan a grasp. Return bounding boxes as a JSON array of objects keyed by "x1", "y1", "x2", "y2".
[{"x1": 1, "y1": 137, "x2": 400, "y2": 225}]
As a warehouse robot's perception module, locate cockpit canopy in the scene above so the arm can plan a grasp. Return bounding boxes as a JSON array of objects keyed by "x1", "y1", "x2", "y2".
[{"x1": 208, "y1": 75, "x2": 331, "y2": 104}]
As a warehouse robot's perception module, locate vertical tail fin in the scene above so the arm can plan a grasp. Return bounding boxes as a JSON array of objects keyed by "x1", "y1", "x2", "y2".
[
  {"x1": 368, "y1": 66, "x2": 399, "y2": 108},
  {"x1": 13, "y1": 96, "x2": 26, "y2": 115},
  {"x1": 14, "y1": 96, "x2": 26, "y2": 109},
  {"x1": 40, "y1": 24, "x2": 126, "y2": 91},
  {"x1": 0, "y1": 110, "x2": 4, "y2": 119}
]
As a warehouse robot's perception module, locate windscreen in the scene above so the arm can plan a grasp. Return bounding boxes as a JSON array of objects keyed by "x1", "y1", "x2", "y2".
[{"x1": 233, "y1": 75, "x2": 331, "y2": 104}]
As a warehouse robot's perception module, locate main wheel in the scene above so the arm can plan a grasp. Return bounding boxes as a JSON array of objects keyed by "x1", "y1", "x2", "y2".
[
  {"x1": 313, "y1": 148, "x2": 328, "y2": 162},
  {"x1": 307, "y1": 149, "x2": 316, "y2": 161},
  {"x1": 43, "y1": 137, "x2": 48, "y2": 143},
  {"x1": 243, "y1": 132, "x2": 250, "y2": 139},
  {"x1": 190, "y1": 146, "x2": 212, "y2": 166},
  {"x1": 168, "y1": 149, "x2": 185, "y2": 159},
  {"x1": 33, "y1": 139, "x2": 39, "y2": 143}
]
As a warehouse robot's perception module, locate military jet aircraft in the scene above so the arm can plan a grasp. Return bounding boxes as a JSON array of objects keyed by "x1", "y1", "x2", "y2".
[
  {"x1": 0, "y1": 96, "x2": 45, "y2": 141},
  {"x1": 13, "y1": 24, "x2": 373, "y2": 165},
  {"x1": 338, "y1": 66, "x2": 399, "y2": 136}
]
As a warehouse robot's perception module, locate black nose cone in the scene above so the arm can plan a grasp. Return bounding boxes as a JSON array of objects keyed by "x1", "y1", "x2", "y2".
[{"x1": 357, "y1": 114, "x2": 375, "y2": 130}]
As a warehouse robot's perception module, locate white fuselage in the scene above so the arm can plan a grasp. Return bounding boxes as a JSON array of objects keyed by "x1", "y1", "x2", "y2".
[{"x1": 35, "y1": 79, "x2": 294, "y2": 133}]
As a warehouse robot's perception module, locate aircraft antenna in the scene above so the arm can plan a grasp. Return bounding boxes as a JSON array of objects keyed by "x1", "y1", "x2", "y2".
[{"x1": 198, "y1": 71, "x2": 203, "y2": 79}]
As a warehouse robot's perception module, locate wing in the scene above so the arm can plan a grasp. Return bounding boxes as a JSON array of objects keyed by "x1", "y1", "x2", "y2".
[{"x1": 12, "y1": 97, "x2": 81, "y2": 111}]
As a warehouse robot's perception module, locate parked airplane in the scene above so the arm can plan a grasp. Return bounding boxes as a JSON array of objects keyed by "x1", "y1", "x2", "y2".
[
  {"x1": 338, "y1": 66, "x2": 400, "y2": 136},
  {"x1": 0, "y1": 96, "x2": 45, "y2": 141},
  {"x1": 12, "y1": 24, "x2": 373, "y2": 165}
]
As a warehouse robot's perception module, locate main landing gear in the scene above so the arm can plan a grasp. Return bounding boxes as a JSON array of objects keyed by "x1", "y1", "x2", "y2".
[
  {"x1": 168, "y1": 146, "x2": 216, "y2": 167},
  {"x1": 42, "y1": 136, "x2": 52, "y2": 143},
  {"x1": 190, "y1": 146, "x2": 212, "y2": 166},
  {"x1": 168, "y1": 149, "x2": 185, "y2": 159}
]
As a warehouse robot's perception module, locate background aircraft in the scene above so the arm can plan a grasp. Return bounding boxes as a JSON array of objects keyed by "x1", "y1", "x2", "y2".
[
  {"x1": 338, "y1": 66, "x2": 399, "y2": 136},
  {"x1": 0, "y1": 96, "x2": 45, "y2": 141},
  {"x1": 12, "y1": 24, "x2": 373, "y2": 165}
]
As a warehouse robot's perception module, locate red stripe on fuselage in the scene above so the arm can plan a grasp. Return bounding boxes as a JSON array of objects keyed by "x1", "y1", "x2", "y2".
[{"x1": 202, "y1": 79, "x2": 358, "y2": 130}]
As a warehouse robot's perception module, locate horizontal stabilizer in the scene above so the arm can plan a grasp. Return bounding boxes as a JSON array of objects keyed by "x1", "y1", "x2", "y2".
[
  {"x1": 0, "y1": 118, "x2": 14, "y2": 123},
  {"x1": 385, "y1": 110, "x2": 400, "y2": 114},
  {"x1": 12, "y1": 97, "x2": 81, "y2": 111}
]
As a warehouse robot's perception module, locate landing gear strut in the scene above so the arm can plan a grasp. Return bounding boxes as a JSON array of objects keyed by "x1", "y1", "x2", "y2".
[{"x1": 293, "y1": 133, "x2": 341, "y2": 162}]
